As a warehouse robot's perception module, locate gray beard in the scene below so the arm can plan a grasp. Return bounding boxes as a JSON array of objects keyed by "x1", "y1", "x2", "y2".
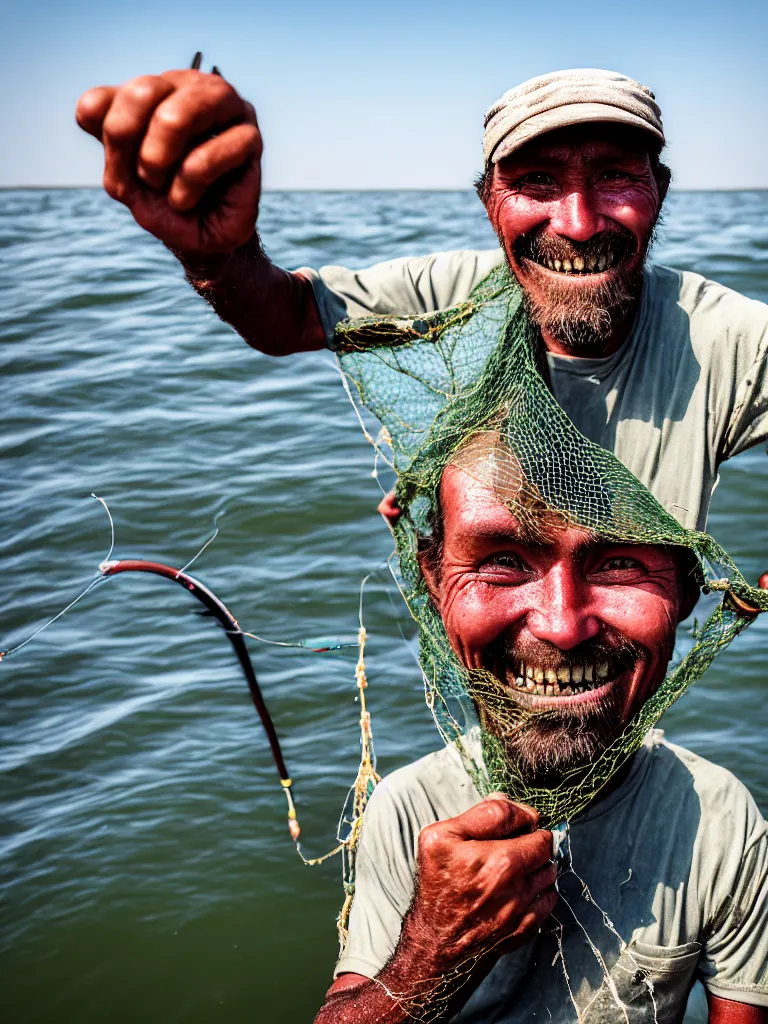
[
  {"x1": 495, "y1": 688, "x2": 625, "y2": 785},
  {"x1": 522, "y1": 267, "x2": 641, "y2": 354},
  {"x1": 504, "y1": 223, "x2": 656, "y2": 354}
]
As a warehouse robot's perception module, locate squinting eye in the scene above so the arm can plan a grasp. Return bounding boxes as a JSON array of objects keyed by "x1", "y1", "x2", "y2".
[
  {"x1": 487, "y1": 553, "x2": 529, "y2": 570},
  {"x1": 515, "y1": 171, "x2": 556, "y2": 188},
  {"x1": 600, "y1": 169, "x2": 631, "y2": 182},
  {"x1": 600, "y1": 557, "x2": 643, "y2": 571}
]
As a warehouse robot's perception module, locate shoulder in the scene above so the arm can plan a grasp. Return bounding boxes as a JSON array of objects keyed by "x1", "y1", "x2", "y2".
[
  {"x1": 361, "y1": 743, "x2": 482, "y2": 851},
  {"x1": 649, "y1": 263, "x2": 768, "y2": 353},
  {"x1": 646, "y1": 733, "x2": 766, "y2": 852}
]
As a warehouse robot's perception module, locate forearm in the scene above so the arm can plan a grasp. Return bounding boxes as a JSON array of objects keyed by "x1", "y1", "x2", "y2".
[
  {"x1": 177, "y1": 234, "x2": 326, "y2": 356},
  {"x1": 314, "y1": 920, "x2": 490, "y2": 1024}
]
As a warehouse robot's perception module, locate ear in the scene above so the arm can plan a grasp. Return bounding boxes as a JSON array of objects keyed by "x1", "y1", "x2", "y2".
[{"x1": 677, "y1": 576, "x2": 700, "y2": 623}]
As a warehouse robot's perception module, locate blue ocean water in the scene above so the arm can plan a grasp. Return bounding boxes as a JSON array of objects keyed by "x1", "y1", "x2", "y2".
[{"x1": 1, "y1": 189, "x2": 766, "y2": 1022}]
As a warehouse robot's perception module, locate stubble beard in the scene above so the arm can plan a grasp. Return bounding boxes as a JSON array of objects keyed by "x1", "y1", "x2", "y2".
[{"x1": 506, "y1": 224, "x2": 655, "y2": 355}]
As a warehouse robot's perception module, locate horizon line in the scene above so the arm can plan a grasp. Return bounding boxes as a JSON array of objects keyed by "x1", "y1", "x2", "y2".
[{"x1": 1, "y1": 185, "x2": 768, "y2": 194}]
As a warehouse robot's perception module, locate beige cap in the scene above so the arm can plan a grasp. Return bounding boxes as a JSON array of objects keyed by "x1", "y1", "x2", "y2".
[{"x1": 483, "y1": 68, "x2": 664, "y2": 166}]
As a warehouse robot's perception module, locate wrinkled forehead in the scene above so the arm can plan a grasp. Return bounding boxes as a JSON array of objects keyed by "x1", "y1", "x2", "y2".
[
  {"x1": 441, "y1": 435, "x2": 574, "y2": 546},
  {"x1": 497, "y1": 122, "x2": 655, "y2": 169}
]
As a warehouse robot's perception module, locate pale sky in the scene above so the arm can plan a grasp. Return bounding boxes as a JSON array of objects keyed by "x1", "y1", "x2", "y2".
[{"x1": 2, "y1": 0, "x2": 767, "y2": 190}]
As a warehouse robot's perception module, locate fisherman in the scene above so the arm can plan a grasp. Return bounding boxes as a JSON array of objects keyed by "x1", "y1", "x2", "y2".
[
  {"x1": 76, "y1": 67, "x2": 767, "y2": 532},
  {"x1": 309, "y1": 437, "x2": 768, "y2": 1023}
]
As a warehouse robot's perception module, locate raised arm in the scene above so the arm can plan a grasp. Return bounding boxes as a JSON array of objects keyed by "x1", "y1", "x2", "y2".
[{"x1": 76, "y1": 68, "x2": 326, "y2": 356}]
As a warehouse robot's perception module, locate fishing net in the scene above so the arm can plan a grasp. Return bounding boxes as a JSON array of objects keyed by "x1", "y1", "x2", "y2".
[{"x1": 335, "y1": 263, "x2": 768, "y2": 830}]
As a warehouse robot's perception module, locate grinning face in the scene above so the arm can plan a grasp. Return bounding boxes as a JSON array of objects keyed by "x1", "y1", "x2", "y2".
[
  {"x1": 421, "y1": 464, "x2": 690, "y2": 779},
  {"x1": 483, "y1": 123, "x2": 665, "y2": 356}
]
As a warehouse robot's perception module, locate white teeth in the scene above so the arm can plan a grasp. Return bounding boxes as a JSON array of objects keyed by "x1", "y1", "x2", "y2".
[
  {"x1": 587, "y1": 256, "x2": 598, "y2": 271},
  {"x1": 526, "y1": 679, "x2": 535, "y2": 692},
  {"x1": 534, "y1": 668, "x2": 544, "y2": 683},
  {"x1": 545, "y1": 669, "x2": 557, "y2": 684},
  {"x1": 545, "y1": 684, "x2": 554, "y2": 696},
  {"x1": 573, "y1": 256, "x2": 584, "y2": 272},
  {"x1": 597, "y1": 255, "x2": 606, "y2": 272},
  {"x1": 572, "y1": 665, "x2": 583, "y2": 683},
  {"x1": 554, "y1": 259, "x2": 562, "y2": 271},
  {"x1": 547, "y1": 259, "x2": 554, "y2": 270},
  {"x1": 557, "y1": 666, "x2": 570, "y2": 683},
  {"x1": 562, "y1": 258, "x2": 573, "y2": 272},
  {"x1": 515, "y1": 676, "x2": 525, "y2": 689},
  {"x1": 535, "y1": 684, "x2": 546, "y2": 695},
  {"x1": 526, "y1": 665, "x2": 534, "y2": 679},
  {"x1": 597, "y1": 662, "x2": 609, "y2": 679},
  {"x1": 584, "y1": 664, "x2": 594, "y2": 683}
]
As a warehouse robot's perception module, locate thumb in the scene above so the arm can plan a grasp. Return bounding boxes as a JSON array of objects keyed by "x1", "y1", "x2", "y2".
[
  {"x1": 447, "y1": 795, "x2": 539, "y2": 841},
  {"x1": 76, "y1": 86, "x2": 117, "y2": 141}
]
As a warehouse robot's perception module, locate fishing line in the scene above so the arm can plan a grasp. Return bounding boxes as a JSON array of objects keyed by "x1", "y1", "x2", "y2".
[{"x1": 0, "y1": 494, "x2": 114, "y2": 661}]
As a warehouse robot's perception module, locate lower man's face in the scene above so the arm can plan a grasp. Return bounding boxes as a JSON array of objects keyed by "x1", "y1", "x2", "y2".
[
  {"x1": 484, "y1": 125, "x2": 661, "y2": 354},
  {"x1": 425, "y1": 466, "x2": 682, "y2": 779}
]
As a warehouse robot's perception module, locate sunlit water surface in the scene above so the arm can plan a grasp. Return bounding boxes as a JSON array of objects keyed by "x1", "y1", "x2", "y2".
[{"x1": 1, "y1": 189, "x2": 766, "y2": 1022}]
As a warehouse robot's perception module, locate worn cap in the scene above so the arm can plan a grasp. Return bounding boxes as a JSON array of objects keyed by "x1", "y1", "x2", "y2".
[{"x1": 483, "y1": 68, "x2": 664, "y2": 166}]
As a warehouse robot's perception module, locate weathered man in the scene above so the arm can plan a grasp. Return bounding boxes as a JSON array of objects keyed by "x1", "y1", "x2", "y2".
[
  {"x1": 76, "y1": 67, "x2": 768, "y2": 532},
  {"x1": 75, "y1": 66, "x2": 768, "y2": 1023},
  {"x1": 311, "y1": 445, "x2": 768, "y2": 1022}
]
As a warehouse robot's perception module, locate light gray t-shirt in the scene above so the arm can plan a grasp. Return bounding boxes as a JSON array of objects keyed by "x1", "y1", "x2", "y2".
[
  {"x1": 302, "y1": 251, "x2": 768, "y2": 531},
  {"x1": 336, "y1": 730, "x2": 768, "y2": 1022}
]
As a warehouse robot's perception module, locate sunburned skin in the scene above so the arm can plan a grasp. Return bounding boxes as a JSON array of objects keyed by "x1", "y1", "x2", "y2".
[
  {"x1": 421, "y1": 465, "x2": 692, "y2": 753},
  {"x1": 484, "y1": 124, "x2": 663, "y2": 357}
]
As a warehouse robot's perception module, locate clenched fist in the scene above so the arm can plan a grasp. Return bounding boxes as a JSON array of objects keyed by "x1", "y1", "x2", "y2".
[
  {"x1": 76, "y1": 69, "x2": 262, "y2": 258},
  {"x1": 408, "y1": 795, "x2": 558, "y2": 967}
]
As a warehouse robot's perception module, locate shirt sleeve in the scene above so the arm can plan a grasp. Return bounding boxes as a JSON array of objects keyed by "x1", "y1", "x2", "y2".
[
  {"x1": 333, "y1": 777, "x2": 420, "y2": 980},
  {"x1": 697, "y1": 785, "x2": 768, "y2": 1006},
  {"x1": 716, "y1": 295, "x2": 768, "y2": 461},
  {"x1": 297, "y1": 248, "x2": 504, "y2": 347}
]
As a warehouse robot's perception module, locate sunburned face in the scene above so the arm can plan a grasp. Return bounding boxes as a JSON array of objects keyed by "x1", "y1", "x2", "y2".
[
  {"x1": 422, "y1": 465, "x2": 688, "y2": 779},
  {"x1": 484, "y1": 124, "x2": 663, "y2": 356}
]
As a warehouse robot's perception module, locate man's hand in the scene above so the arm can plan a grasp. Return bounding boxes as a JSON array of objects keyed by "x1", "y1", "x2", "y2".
[
  {"x1": 315, "y1": 796, "x2": 557, "y2": 1023},
  {"x1": 76, "y1": 69, "x2": 262, "y2": 259},
  {"x1": 404, "y1": 795, "x2": 557, "y2": 970}
]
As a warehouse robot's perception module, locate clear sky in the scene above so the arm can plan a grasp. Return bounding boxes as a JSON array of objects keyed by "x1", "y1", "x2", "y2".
[{"x1": 2, "y1": 0, "x2": 767, "y2": 190}]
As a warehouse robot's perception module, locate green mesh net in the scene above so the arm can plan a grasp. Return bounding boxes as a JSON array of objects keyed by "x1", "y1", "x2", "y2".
[{"x1": 335, "y1": 264, "x2": 768, "y2": 828}]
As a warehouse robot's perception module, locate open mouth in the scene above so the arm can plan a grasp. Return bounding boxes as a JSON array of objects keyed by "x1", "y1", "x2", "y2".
[
  {"x1": 504, "y1": 657, "x2": 632, "y2": 699},
  {"x1": 514, "y1": 228, "x2": 636, "y2": 279},
  {"x1": 523, "y1": 252, "x2": 619, "y2": 275}
]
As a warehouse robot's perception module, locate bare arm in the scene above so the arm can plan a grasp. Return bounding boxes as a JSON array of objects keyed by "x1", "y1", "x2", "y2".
[
  {"x1": 76, "y1": 69, "x2": 325, "y2": 356},
  {"x1": 176, "y1": 239, "x2": 326, "y2": 356},
  {"x1": 707, "y1": 994, "x2": 767, "y2": 1024},
  {"x1": 313, "y1": 796, "x2": 558, "y2": 1023}
]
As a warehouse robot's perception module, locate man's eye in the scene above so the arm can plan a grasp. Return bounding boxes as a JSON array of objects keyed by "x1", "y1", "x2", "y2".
[
  {"x1": 514, "y1": 171, "x2": 556, "y2": 188},
  {"x1": 598, "y1": 557, "x2": 645, "y2": 573},
  {"x1": 600, "y1": 169, "x2": 632, "y2": 182},
  {"x1": 486, "y1": 553, "x2": 530, "y2": 571}
]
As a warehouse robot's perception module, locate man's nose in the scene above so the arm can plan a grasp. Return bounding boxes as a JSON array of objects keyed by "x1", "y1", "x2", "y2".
[
  {"x1": 526, "y1": 565, "x2": 601, "y2": 650},
  {"x1": 548, "y1": 188, "x2": 605, "y2": 243}
]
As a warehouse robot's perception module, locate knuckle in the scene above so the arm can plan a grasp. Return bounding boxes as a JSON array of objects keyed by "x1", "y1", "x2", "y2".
[
  {"x1": 138, "y1": 148, "x2": 169, "y2": 174},
  {"x1": 122, "y1": 76, "x2": 161, "y2": 105},
  {"x1": 417, "y1": 822, "x2": 446, "y2": 859},
  {"x1": 102, "y1": 172, "x2": 125, "y2": 202},
  {"x1": 101, "y1": 112, "x2": 134, "y2": 144},
  {"x1": 154, "y1": 105, "x2": 186, "y2": 133}
]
